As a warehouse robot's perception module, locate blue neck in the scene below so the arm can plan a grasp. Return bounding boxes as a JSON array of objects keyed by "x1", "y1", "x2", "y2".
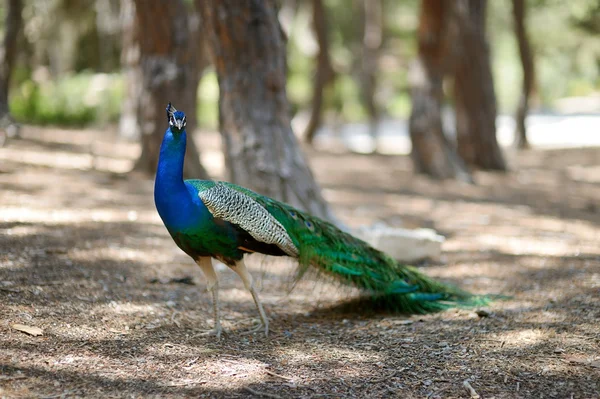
[
  {"x1": 156, "y1": 128, "x2": 186, "y2": 191},
  {"x1": 154, "y1": 128, "x2": 196, "y2": 230}
]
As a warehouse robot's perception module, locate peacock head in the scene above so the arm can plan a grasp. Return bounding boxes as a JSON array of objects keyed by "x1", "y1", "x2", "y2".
[{"x1": 166, "y1": 102, "x2": 187, "y2": 134}]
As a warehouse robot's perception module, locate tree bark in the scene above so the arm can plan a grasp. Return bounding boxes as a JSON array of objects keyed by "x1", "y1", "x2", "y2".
[
  {"x1": 512, "y1": 0, "x2": 534, "y2": 149},
  {"x1": 359, "y1": 0, "x2": 382, "y2": 137},
  {"x1": 0, "y1": 0, "x2": 23, "y2": 135},
  {"x1": 408, "y1": 0, "x2": 472, "y2": 182},
  {"x1": 118, "y1": 0, "x2": 141, "y2": 140},
  {"x1": 453, "y1": 0, "x2": 506, "y2": 171},
  {"x1": 198, "y1": 0, "x2": 335, "y2": 221},
  {"x1": 304, "y1": 0, "x2": 335, "y2": 145},
  {"x1": 131, "y1": 0, "x2": 208, "y2": 179}
]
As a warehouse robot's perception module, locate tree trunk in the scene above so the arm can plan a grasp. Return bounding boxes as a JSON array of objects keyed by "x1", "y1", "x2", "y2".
[
  {"x1": 198, "y1": 0, "x2": 335, "y2": 221},
  {"x1": 304, "y1": 0, "x2": 335, "y2": 145},
  {"x1": 131, "y1": 0, "x2": 208, "y2": 179},
  {"x1": 118, "y1": 0, "x2": 140, "y2": 140},
  {"x1": 453, "y1": 0, "x2": 506, "y2": 171},
  {"x1": 512, "y1": 0, "x2": 534, "y2": 149},
  {"x1": 360, "y1": 0, "x2": 382, "y2": 138},
  {"x1": 408, "y1": 0, "x2": 472, "y2": 182},
  {"x1": 0, "y1": 0, "x2": 23, "y2": 137}
]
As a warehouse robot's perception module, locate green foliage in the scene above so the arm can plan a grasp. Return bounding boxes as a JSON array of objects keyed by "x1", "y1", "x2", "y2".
[
  {"x1": 489, "y1": 0, "x2": 600, "y2": 111},
  {"x1": 10, "y1": 73, "x2": 123, "y2": 127},
  {"x1": 7, "y1": 0, "x2": 598, "y2": 127},
  {"x1": 197, "y1": 72, "x2": 219, "y2": 129}
]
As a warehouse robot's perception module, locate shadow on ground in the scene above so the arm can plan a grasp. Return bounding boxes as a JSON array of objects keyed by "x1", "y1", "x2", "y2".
[{"x1": 1, "y1": 129, "x2": 599, "y2": 398}]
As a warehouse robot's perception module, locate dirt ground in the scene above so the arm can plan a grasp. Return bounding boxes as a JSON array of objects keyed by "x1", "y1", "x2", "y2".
[{"x1": 1, "y1": 127, "x2": 599, "y2": 399}]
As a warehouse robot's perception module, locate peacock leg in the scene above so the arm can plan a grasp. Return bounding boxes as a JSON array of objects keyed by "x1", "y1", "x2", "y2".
[
  {"x1": 231, "y1": 259, "x2": 269, "y2": 337},
  {"x1": 195, "y1": 257, "x2": 222, "y2": 340}
]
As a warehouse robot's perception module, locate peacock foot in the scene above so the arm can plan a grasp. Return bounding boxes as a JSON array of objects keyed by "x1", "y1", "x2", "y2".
[
  {"x1": 239, "y1": 318, "x2": 269, "y2": 337},
  {"x1": 196, "y1": 324, "x2": 223, "y2": 340}
]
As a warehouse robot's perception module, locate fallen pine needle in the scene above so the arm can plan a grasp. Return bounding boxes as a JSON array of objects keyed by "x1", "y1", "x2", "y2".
[
  {"x1": 0, "y1": 375, "x2": 27, "y2": 381},
  {"x1": 243, "y1": 386, "x2": 283, "y2": 398},
  {"x1": 463, "y1": 380, "x2": 480, "y2": 399},
  {"x1": 265, "y1": 369, "x2": 294, "y2": 381}
]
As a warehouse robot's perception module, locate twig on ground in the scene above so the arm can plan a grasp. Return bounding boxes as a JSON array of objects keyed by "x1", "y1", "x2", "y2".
[
  {"x1": 167, "y1": 379, "x2": 206, "y2": 387},
  {"x1": 39, "y1": 390, "x2": 74, "y2": 399},
  {"x1": 265, "y1": 369, "x2": 294, "y2": 381},
  {"x1": 463, "y1": 380, "x2": 480, "y2": 399},
  {"x1": 243, "y1": 386, "x2": 283, "y2": 398},
  {"x1": 171, "y1": 311, "x2": 181, "y2": 328},
  {"x1": 0, "y1": 287, "x2": 21, "y2": 293},
  {"x1": 428, "y1": 385, "x2": 449, "y2": 398},
  {"x1": 369, "y1": 368, "x2": 403, "y2": 384},
  {"x1": 0, "y1": 375, "x2": 27, "y2": 381}
]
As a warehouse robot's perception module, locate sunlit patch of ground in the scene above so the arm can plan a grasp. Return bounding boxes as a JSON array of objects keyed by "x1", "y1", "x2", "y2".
[{"x1": 0, "y1": 127, "x2": 599, "y2": 398}]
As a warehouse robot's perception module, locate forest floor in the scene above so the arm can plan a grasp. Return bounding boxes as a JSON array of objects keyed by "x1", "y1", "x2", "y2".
[{"x1": 0, "y1": 127, "x2": 599, "y2": 399}]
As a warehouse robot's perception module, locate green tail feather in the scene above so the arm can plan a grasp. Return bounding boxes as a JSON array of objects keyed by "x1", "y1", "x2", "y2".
[
  {"x1": 281, "y1": 208, "x2": 490, "y2": 314},
  {"x1": 222, "y1": 182, "x2": 493, "y2": 314}
]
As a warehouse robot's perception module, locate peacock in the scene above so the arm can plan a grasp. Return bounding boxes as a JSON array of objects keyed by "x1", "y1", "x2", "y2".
[{"x1": 154, "y1": 103, "x2": 487, "y2": 339}]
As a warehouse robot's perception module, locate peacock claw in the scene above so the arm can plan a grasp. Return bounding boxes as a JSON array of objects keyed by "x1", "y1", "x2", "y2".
[
  {"x1": 239, "y1": 321, "x2": 269, "y2": 337},
  {"x1": 197, "y1": 326, "x2": 223, "y2": 340}
]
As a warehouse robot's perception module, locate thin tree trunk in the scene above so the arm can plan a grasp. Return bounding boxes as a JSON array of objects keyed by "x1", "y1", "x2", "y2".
[
  {"x1": 118, "y1": 0, "x2": 140, "y2": 140},
  {"x1": 360, "y1": 0, "x2": 382, "y2": 138},
  {"x1": 453, "y1": 0, "x2": 506, "y2": 171},
  {"x1": 199, "y1": 0, "x2": 335, "y2": 221},
  {"x1": 131, "y1": 0, "x2": 208, "y2": 179},
  {"x1": 408, "y1": 0, "x2": 472, "y2": 182},
  {"x1": 0, "y1": 0, "x2": 23, "y2": 137},
  {"x1": 512, "y1": 0, "x2": 534, "y2": 149},
  {"x1": 304, "y1": 0, "x2": 335, "y2": 145}
]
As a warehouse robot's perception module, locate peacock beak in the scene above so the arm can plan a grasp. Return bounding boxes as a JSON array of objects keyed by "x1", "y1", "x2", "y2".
[{"x1": 175, "y1": 120, "x2": 184, "y2": 130}]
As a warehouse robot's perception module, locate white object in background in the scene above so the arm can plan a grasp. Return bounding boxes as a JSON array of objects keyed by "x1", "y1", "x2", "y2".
[{"x1": 354, "y1": 225, "x2": 445, "y2": 262}]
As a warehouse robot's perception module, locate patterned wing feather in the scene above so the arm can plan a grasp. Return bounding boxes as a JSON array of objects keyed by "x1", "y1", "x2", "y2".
[{"x1": 198, "y1": 183, "x2": 299, "y2": 257}]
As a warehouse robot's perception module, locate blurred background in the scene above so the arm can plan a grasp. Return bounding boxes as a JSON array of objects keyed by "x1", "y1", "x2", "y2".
[
  {"x1": 1, "y1": 3, "x2": 600, "y2": 397},
  {"x1": 0, "y1": 0, "x2": 598, "y2": 165}
]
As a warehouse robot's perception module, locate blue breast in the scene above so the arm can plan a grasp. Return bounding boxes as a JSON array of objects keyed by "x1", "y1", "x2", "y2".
[{"x1": 154, "y1": 129, "x2": 208, "y2": 233}]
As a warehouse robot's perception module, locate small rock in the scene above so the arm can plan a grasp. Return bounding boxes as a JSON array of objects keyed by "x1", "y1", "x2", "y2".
[
  {"x1": 475, "y1": 309, "x2": 491, "y2": 318},
  {"x1": 166, "y1": 300, "x2": 177, "y2": 308},
  {"x1": 554, "y1": 347, "x2": 565, "y2": 354}
]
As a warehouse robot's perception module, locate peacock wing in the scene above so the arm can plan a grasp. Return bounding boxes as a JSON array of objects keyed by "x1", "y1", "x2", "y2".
[{"x1": 197, "y1": 182, "x2": 299, "y2": 257}]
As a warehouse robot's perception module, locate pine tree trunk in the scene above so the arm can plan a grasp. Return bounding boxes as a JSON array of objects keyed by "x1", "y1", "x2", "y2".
[
  {"x1": 131, "y1": 0, "x2": 208, "y2": 179},
  {"x1": 304, "y1": 0, "x2": 335, "y2": 145},
  {"x1": 512, "y1": 0, "x2": 534, "y2": 149},
  {"x1": 360, "y1": 0, "x2": 382, "y2": 138},
  {"x1": 408, "y1": 0, "x2": 472, "y2": 182},
  {"x1": 453, "y1": 0, "x2": 506, "y2": 171},
  {"x1": 198, "y1": 0, "x2": 335, "y2": 221},
  {"x1": 0, "y1": 0, "x2": 23, "y2": 139},
  {"x1": 118, "y1": 0, "x2": 140, "y2": 140}
]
